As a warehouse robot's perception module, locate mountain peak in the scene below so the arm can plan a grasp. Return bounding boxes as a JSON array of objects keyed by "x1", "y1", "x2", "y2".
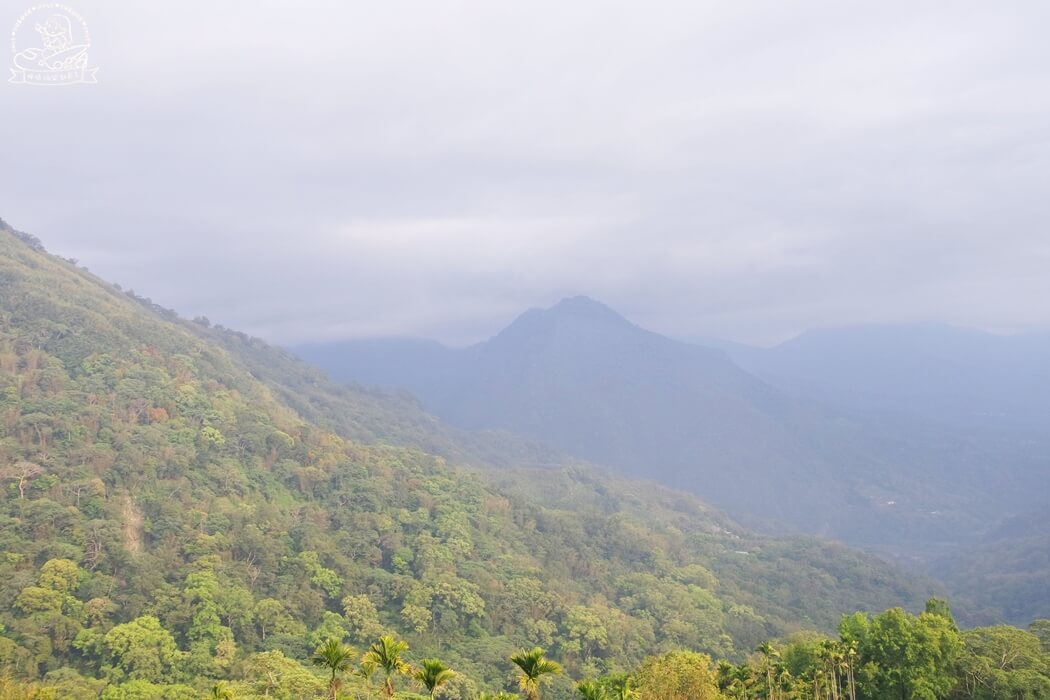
[
  {"x1": 546, "y1": 295, "x2": 626, "y2": 321},
  {"x1": 490, "y1": 296, "x2": 635, "y2": 344}
]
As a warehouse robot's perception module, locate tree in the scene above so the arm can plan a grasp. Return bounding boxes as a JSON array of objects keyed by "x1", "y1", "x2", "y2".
[
  {"x1": 716, "y1": 660, "x2": 737, "y2": 696},
  {"x1": 2, "y1": 461, "x2": 43, "y2": 499},
  {"x1": 102, "y1": 615, "x2": 184, "y2": 683},
  {"x1": 510, "y1": 647, "x2": 563, "y2": 700},
  {"x1": 576, "y1": 679, "x2": 609, "y2": 700},
  {"x1": 843, "y1": 606, "x2": 962, "y2": 700},
  {"x1": 1028, "y1": 620, "x2": 1050, "y2": 652},
  {"x1": 715, "y1": 660, "x2": 753, "y2": 699},
  {"x1": 342, "y1": 594, "x2": 384, "y2": 642},
  {"x1": 209, "y1": 681, "x2": 235, "y2": 699},
  {"x1": 311, "y1": 638, "x2": 355, "y2": 700},
  {"x1": 235, "y1": 651, "x2": 324, "y2": 699},
  {"x1": 756, "y1": 641, "x2": 782, "y2": 700},
  {"x1": 363, "y1": 635, "x2": 411, "y2": 698},
  {"x1": 602, "y1": 674, "x2": 638, "y2": 700},
  {"x1": 841, "y1": 640, "x2": 858, "y2": 700},
  {"x1": 356, "y1": 659, "x2": 380, "y2": 700},
  {"x1": 416, "y1": 658, "x2": 455, "y2": 699},
  {"x1": 924, "y1": 598, "x2": 958, "y2": 631},
  {"x1": 818, "y1": 639, "x2": 843, "y2": 700},
  {"x1": 953, "y1": 626, "x2": 1050, "y2": 699},
  {"x1": 39, "y1": 558, "x2": 81, "y2": 593},
  {"x1": 632, "y1": 650, "x2": 721, "y2": 700}
]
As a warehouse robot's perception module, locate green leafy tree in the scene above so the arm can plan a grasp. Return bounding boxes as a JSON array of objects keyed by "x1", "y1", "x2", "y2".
[
  {"x1": 924, "y1": 598, "x2": 958, "y2": 631},
  {"x1": 632, "y1": 650, "x2": 721, "y2": 700},
  {"x1": 232, "y1": 651, "x2": 325, "y2": 699},
  {"x1": 843, "y1": 604, "x2": 962, "y2": 700},
  {"x1": 38, "y1": 558, "x2": 82, "y2": 593},
  {"x1": 102, "y1": 615, "x2": 184, "y2": 683},
  {"x1": 98, "y1": 679, "x2": 199, "y2": 699},
  {"x1": 342, "y1": 594, "x2": 384, "y2": 642},
  {"x1": 510, "y1": 647, "x2": 563, "y2": 700},
  {"x1": 952, "y1": 625, "x2": 1050, "y2": 699},
  {"x1": 1029, "y1": 620, "x2": 1050, "y2": 651}
]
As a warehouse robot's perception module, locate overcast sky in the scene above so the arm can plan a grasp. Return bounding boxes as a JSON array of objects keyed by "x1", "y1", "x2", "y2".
[{"x1": 3, "y1": 1, "x2": 1049, "y2": 346}]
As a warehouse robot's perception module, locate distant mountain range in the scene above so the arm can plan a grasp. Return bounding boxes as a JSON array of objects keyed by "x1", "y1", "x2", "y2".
[
  {"x1": 719, "y1": 324, "x2": 1050, "y2": 433},
  {"x1": 295, "y1": 297, "x2": 1050, "y2": 554}
]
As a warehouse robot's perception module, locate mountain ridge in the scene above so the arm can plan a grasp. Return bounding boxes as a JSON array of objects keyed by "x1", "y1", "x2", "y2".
[{"x1": 722, "y1": 322, "x2": 1050, "y2": 433}]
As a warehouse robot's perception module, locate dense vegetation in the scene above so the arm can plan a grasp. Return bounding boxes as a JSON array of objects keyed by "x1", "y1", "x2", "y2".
[
  {"x1": 0, "y1": 222, "x2": 1045, "y2": 698},
  {"x1": 3, "y1": 590, "x2": 1048, "y2": 699}
]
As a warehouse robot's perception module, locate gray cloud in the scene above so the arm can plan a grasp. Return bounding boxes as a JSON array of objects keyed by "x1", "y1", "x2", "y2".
[{"x1": 3, "y1": 0, "x2": 1049, "y2": 345}]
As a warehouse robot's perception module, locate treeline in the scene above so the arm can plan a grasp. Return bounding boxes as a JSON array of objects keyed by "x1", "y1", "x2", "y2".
[{"x1": 2, "y1": 579, "x2": 1048, "y2": 699}]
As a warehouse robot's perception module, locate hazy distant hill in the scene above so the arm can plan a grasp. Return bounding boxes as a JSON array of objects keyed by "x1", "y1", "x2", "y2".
[
  {"x1": 722, "y1": 324, "x2": 1050, "y2": 433},
  {"x1": 296, "y1": 297, "x2": 1050, "y2": 550}
]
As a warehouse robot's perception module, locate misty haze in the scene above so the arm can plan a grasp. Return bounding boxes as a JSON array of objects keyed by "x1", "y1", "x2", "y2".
[{"x1": 2, "y1": 2, "x2": 1049, "y2": 699}]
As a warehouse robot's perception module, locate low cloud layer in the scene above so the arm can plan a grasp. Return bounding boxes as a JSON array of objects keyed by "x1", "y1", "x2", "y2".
[{"x1": 4, "y1": 1, "x2": 1049, "y2": 345}]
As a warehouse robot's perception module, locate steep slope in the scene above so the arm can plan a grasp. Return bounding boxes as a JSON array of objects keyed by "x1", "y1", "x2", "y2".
[
  {"x1": 185, "y1": 323, "x2": 564, "y2": 470},
  {"x1": 724, "y1": 324, "x2": 1050, "y2": 433},
  {"x1": 0, "y1": 223, "x2": 935, "y2": 694},
  {"x1": 297, "y1": 297, "x2": 1049, "y2": 548}
]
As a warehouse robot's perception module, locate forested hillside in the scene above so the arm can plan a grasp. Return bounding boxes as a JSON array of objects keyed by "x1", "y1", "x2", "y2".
[
  {"x1": 185, "y1": 322, "x2": 563, "y2": 471},
  {"x1": 0, "y1": 224, "x2": 965, "y2": 697},
  {"x1": 932, "y1": 508, "x2": 1050, "y2": 625}
]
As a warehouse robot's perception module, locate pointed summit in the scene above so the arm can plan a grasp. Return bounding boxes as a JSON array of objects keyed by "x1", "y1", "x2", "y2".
[
  {"x1": 492, "y1": 296, "x2": 636, "y2": 346},
  {"x1": 546, "y1": 295, "x2": 626, "y2": 321}
]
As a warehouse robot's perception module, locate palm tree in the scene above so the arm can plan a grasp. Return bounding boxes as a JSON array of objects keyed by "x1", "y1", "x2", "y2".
[
  {"x1": 841, "y1": 641, "x2": 858, "y2": 700},
  {"x1": 603, "y1": 674, "x2": 638, "y2": 700},
  {"x1": 208, "y1": 682, "x2": 235, "y2": 700},
  {"x1": 774, "y1": 663, "x2": 792, "y2": 700},
  {"x1": 717, "y1": 661, "x2": 752, "y2": 699},
  {"x1": 363, "y1": 634, "x2": 412, "y2": 697},
  {"x1": 476, "y1": 694, "x2": 519, "y2": 700},
  {"x1": 356, "y1": 659, "x2": 380, "y2": 700},
  {"x1": 716, "y1": 660, "x2": 737, "y2": 695},
  {"x1": 416, "y1": 658, "x2": 455, "y2": 699},
  {"x1": 756, "y1": 642, "x2": 781, "y2": 700},
  {"x1": 575, "y1": 679, "x2": 608, "y2": 700},
  {"x1": 819, "y1": 640, "x2": 843, "y2": 700},
  {"x1": 311, "y1": 639, "x2": 355, "y2": 700},
  {"x1": 729, "y1": 662, "x2": 755, "y2": 700},
  {"x1": 510, "y1": 647, "x2": 563, "y2": 700}
]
